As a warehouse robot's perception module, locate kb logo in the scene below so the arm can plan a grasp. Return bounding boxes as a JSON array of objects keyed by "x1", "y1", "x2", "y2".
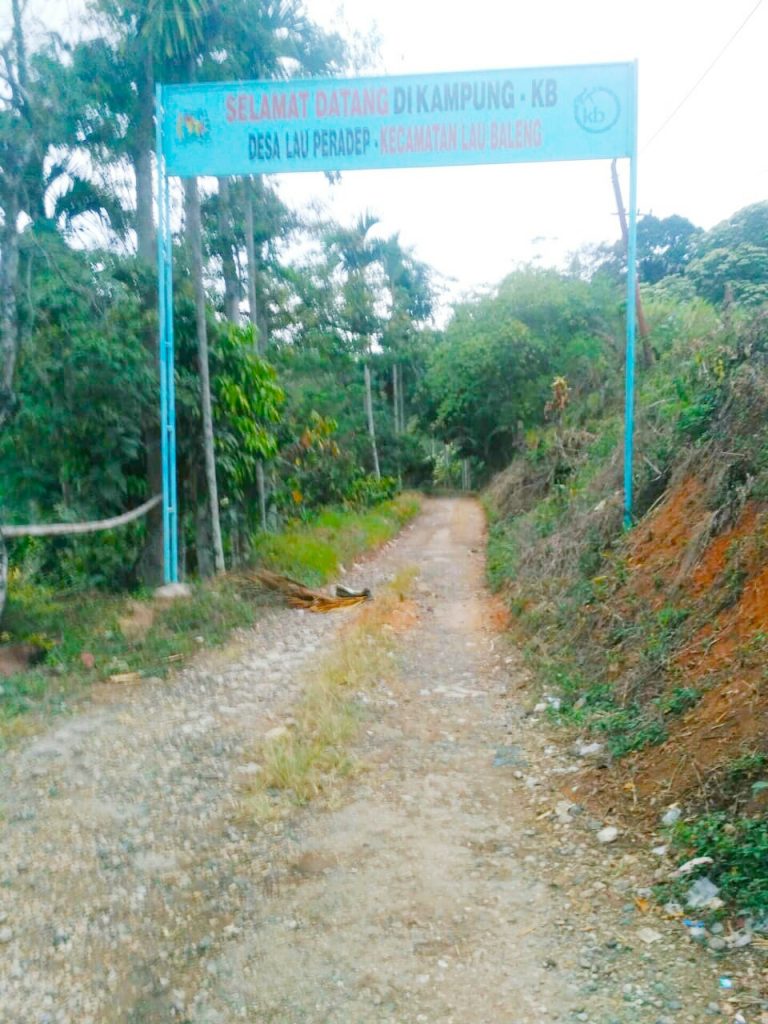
[{"x1": 574, "y1": 87, "x2": 620, "y2": 133}]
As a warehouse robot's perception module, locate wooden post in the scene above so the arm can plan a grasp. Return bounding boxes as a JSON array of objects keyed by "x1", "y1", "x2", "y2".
[{"x1": 611, "y1": 159, "x2": 652, "y2": 369}]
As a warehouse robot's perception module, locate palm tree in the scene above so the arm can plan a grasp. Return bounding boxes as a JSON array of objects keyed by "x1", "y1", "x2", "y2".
[
  {"x1": 81, "y1": 0, "x2": 346, "y2": 573},
  {"x1": 325, "y1": 212, "x2": 385, "y2": 479},
  {"x1": 379, "y1": 233, "x2": 433, "y2": 436}
]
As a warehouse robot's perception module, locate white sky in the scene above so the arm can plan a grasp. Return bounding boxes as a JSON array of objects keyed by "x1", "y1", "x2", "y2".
[
  {"x1": 276, "y1": 0, "x2": 768, "y2": 300},
  {"x1": 10, "y1": 0, "x2": 768, "y2": 305}
]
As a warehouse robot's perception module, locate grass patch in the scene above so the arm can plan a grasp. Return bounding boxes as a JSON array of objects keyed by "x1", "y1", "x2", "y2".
[
  {"x1": 0, "y1": 496, "x2": 421, "y2": 748},
  {"x1": 0, "y1": 577, "x2": 259, "y2": 747},
  {"x1": 667, "y1": 813, "x2": 768, "y2": 914},
  {"x1": 251, "y1": 493, "x2": 421, "y2": 586},
  {"x1": 242, "y1": 567, "x2": 417, "y2": 813},
  {"x1": 542, "y1": 674, "x2": 703, "y2": 759}
]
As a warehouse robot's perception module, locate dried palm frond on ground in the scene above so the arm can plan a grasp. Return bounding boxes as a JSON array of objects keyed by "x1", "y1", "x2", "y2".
[{"x1": 237, "y1": 569, "x2": 371, "y2": 612}]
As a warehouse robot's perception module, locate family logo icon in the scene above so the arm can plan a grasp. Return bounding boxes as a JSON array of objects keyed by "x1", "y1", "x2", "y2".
[
  {"x1": 176, "y1": 109, "x2": 211, "y2": 144},
  {"x1": 574, "y1": 88, "x2": 621, "y2": 134}
]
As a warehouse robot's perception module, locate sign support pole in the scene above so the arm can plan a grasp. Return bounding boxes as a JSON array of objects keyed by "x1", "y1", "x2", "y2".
[
  {"x1": 155, "y1": 84, "x2": 179, "y2": 583},
  {"x1": 164, "y1": 169, "x2": 179, "y2": 582},
  {"x1": 158, "y1": 62, "x2": 638, "y2": 544},
  {"x1": 623, "y1": 60, "x2": 639, "y2": 529}
]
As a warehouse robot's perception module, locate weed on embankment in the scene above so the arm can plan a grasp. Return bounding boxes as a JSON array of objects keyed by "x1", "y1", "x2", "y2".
[{"x1": 485, "y1": 302, "x2": 768, "y2": 912}]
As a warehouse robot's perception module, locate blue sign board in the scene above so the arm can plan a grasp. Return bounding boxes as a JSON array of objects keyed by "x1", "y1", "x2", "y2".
[
  {"x1": 160, "y1": 62, "x2": 636, "y2": 178},
  {"x1": 155, "y1": 62, "x2": 639, "y2": 584}
]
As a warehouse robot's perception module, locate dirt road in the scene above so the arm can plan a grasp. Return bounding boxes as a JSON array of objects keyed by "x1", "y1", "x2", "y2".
[{"x1": 0, "y1": 500, "x2": 741, "y2": 1023}]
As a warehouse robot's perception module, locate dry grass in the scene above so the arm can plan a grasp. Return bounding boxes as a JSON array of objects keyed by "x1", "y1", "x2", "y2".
[{"x1": 241, "y1": 567, "x2": 417, "y2": 816}]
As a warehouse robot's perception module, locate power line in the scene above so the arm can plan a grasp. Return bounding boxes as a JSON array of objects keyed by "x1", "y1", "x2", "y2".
[{"x1": 642, "y1": 0, "x2": 764, "y2": 152}]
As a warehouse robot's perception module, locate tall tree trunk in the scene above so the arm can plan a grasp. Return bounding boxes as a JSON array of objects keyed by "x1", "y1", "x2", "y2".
[
  {"x1": 364, "y1": 362, "x2": 381, "y2": 480},
  {"x1": 245, "y1": 180, "x2": 269, "y2": 525},
  {"x1": 194, "y1": 493, "x2": 214, "y2": 578},
  {"x1": 0, "y1": 188, "x2": 20, "y2": 429},
  {"x1": 392, "y1": 363, "x2": 400, "y2": 435},
  {"x1": 0, "y1": 529, "x2": 7, "y2": 626},
  {"x1": 0, "y1": 0, "x2": 28, "y2": 429},
  {"x1": 217, "y1": 177, "x2": 240, "y2": 322},
  {"x1": 398, "y1": 363, "x2": 406, "y2": 433},
  {"x1": 256, "y1": 460, "x2": 267, "y2": 532},
  {"x1": 11, "y1": 0, "x2": 27, "y2": 91},
  {"x1": 134, "y1": 53, "x2": 155, "y2": 269},
  {"x1": 244, "y1": 182, "x2": 268, "y2": 355},
  {"x1": 184, "y1": 176, "x2": 225, "y2": 575}
]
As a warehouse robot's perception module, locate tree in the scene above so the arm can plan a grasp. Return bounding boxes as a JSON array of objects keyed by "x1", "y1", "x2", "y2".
[
  {"x1": 420, "y1": 267, "x2": 625, "y2": 468},
  {"x1": 577, "y1": 212, "x2": 700, "y2": 288},
  {"x1": 324, "y1": 212, "x2": 385, "y2": 479},
  {"x1": 686, "y1": 244, "x2": 768, "y2": 308},
  {"x1": 76, "y1": 0, "x2": 346, "y2": 576},
  {"x1": 423, "y1": 311, "x2": 546, "y2": 468},
  {"x1": 378, "y1": 233, "x2": 433, "y2": 436},
  {"x1": 636, "y1": 214, "x2": 698, "y2": 284},
  {"x1": 184, "y1": 173, "x2": 226, "y2": 573},
  {"x1": 686, "y1": 203, "x2": 768, "y2": 307},
  {"x1": 0, "y1": 0, "x2": 30, "y2": 426},
  {"x1": 0, "y1": 241, "x2": 155, "y2": 588},
  {"x1": 492, "y1": 268, "x2": 621, "y2": 396}
]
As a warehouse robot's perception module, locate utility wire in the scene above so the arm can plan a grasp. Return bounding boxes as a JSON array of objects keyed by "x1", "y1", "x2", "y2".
[{"x1": 642, "y1": 0, "x2": 764, "y2": 152}]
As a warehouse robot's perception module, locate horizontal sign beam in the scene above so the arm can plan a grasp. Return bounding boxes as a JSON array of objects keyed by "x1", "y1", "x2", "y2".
[{"x1": 160, "y1": 62, "x2": 636, "y2": 178}]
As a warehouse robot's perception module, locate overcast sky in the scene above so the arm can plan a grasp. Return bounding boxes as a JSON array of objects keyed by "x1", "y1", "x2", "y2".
[
  {"x1": 11, "y1": 0, "x2": 768, "y2": 303},
  {"x1": 279, "y1": 0, "x2": 767, "y2": 298}
]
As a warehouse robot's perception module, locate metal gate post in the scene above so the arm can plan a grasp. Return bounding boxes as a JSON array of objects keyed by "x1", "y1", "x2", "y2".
[
  {"x1": 623, "y1": 61, "x2": 639, "y2": 529},
  {"x1": 155, "y1": 84, "x2": 179, "y2": 582}
]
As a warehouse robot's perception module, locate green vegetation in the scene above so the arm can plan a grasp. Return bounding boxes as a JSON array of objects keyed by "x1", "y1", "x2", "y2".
[
  {"x1": 0, "y1": 576, "x2": 257, "y2": 745},
  {"x1": 483, "y1": 277, "x2": 768, "y2": 750},
  {"x1": 4, "y1": 0, "x2": 768, "y2": 602},
  {"x1": 475, "y1": 207, "x2": 768, "y2": 912},
  {"x1": 671, "y1": 814, "x2": 768, "y2": 913},
  {"x1": 0, "y1": 3, "x2": 434, "y2": 596},
  {"x1": 3, "y1": 0, "x2": 768, "y2": 916},
  {"x1": 253, "y1": 494, "x2": 420, "y2": 585},
  {"x1": 0, "y1": 496, "x2": 420, "y2": 746}
]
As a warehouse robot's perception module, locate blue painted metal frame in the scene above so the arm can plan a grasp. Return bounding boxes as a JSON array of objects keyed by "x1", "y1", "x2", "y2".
[
  {"x1": 155, "y1": 84, "x2": 179, "y2": 583},
  {"x1": 164, "y1": 168, "x2": 179, "y2": 581},
  {"x1": 155, "y1": 63, "x2": 640, "y2": 583},
  {"x1": 623, "y1": 62, "x2": 639, "y2": 529},
  {"x1": 161, "y1": 63, "x2": 636, "y2": 178}
]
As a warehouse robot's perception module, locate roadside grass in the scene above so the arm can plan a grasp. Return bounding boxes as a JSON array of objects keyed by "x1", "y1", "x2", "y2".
[
  {"x1": 252, "y1": 493, "x2": 421, "y2": 585},
  {"x1": 0, "y1": 496, "x2": 421, "y2": 748},
  {"x1": 241, "y1": 566, "x2": 418, "y2": 816},
  {"x1": 661, "y1": 813, "x2": 768, "y2": 915},
  {"x1": 0, "y1": 578, "x2": 261, "y2": 747}
]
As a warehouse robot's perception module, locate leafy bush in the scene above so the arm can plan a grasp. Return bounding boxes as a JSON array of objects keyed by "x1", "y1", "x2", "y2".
[
  {"x1": 672, "y1": 813, "x2": 768, "y2": 913},
  {"x1": 251, "y1": 493, "x2": 420, "y2": 586},
  {"x1": 345, "y1": 474, "x2": 398, "y2": 508}
]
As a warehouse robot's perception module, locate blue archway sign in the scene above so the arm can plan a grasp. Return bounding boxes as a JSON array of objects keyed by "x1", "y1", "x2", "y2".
[{"x1": 155, "y1": 61, "x2": 638, "y2": 582}]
